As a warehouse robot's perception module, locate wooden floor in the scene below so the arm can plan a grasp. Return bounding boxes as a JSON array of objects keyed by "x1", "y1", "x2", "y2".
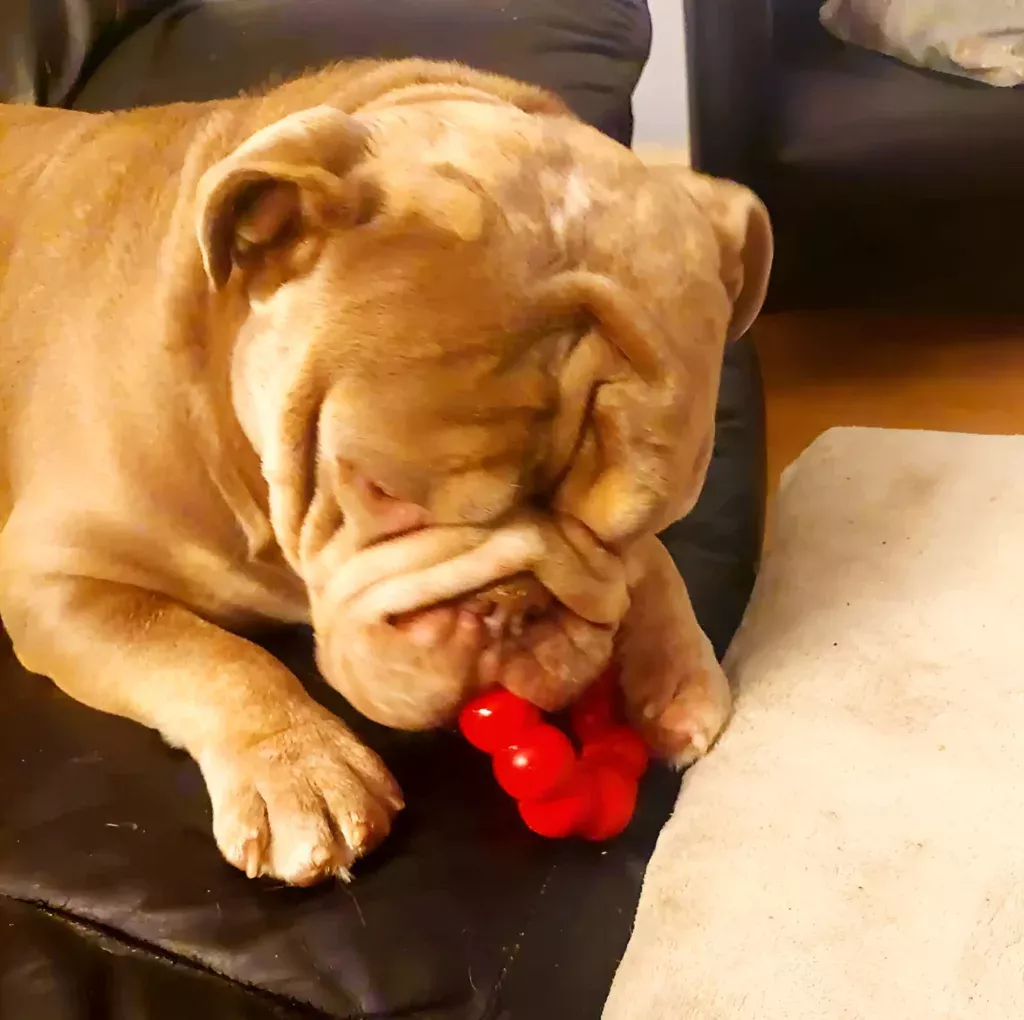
[{"x1": 754, "y1": 313, "x2": 1024, "y2": 492}]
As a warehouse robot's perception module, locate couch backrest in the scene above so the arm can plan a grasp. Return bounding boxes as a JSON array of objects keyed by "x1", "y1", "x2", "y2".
[
  {"x1": 0, "y1": 0, "x2": 174, "y2": 105},
  {"x1": 0, "y1": 0, "x2": 52, "y2": 104},
  {"x1": 771, "y1": 0, "x2": 833, "y2": 59}
]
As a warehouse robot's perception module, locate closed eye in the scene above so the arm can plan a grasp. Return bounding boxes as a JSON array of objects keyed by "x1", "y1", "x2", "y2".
[{"x1": 537, "y1": 330, "x2": 605, "y2": 495}]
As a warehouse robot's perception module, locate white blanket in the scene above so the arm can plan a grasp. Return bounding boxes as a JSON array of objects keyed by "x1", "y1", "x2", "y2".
[
  {"x1": 604, "y1": 427, "x2": 1024, "y2": 1020},
  {"x1": 820, "y1": 0, "x2": 1024, "y2": 86}
]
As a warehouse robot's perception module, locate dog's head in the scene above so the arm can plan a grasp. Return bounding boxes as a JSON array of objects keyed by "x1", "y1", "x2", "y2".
[{"x1": 195, "y1": 87, "x2": 771, "y2": 730}]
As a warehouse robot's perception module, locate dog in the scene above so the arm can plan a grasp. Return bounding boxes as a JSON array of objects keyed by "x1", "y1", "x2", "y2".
[{"x1": 0, "y1": 59, "x2": 772, "y2": 885}]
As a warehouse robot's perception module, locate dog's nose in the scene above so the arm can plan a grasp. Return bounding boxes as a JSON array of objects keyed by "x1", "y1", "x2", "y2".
[{"x1": 463, "y1": 573, "x2": 553, "y2": 639}]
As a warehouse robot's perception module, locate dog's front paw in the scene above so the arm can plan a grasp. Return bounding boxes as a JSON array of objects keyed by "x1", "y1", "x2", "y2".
[
  {"x1": 625, "y1": 656, "x2": 733, "y2": 769},
  {"x1": 615, "y1": 535, "x2": 734, "y2": 770},
  {"x1": 199, "y1": 710, "x2": 403, "y2": 885}
]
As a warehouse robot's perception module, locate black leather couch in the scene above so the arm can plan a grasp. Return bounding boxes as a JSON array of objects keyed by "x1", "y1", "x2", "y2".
[
  {"x1": 686, "y1": 0, "x2": 1024, "y2": 310},
  {"x1": 0, "y1": 3, "x2": 766, "y2": 1017}
]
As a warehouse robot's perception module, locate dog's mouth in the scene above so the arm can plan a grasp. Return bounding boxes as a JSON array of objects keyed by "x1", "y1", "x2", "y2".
[
  {"x1": 392, "y1": 572, "x2": 553, "y2": 640},
  {"x1": 387, "y1": 572, "x2": 616, "y2": 710},
  {"x1": 307, "y1": 518, "x2": 626, "y2": 724}
]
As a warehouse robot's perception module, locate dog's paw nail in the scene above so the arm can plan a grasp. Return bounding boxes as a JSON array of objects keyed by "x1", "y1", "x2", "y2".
[
  {"x1": 689, "y1": 731, "x2": 709, "y2": 756},
  {"x1": 308, "y1": 844, "x2": 333, "y2": 870},
  {"x1": 244, "y1": 844, "x2": 262, "y2": 879},
  {"x1": 346, "y1": 820, "x2": 375, "y2": 852}
]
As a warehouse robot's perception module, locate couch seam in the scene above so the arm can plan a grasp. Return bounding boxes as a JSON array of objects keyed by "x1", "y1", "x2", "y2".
[{"x1": 1, "y1": 892, "x2": 334, "y2": 1019}]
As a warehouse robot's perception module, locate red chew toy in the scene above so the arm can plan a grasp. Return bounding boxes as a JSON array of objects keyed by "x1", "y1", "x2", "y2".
[
  {"x1": 518, "y1": 770, "x2": 595, "y2": 838},
  {"x1": 492, "y1": 724, "x2": 576, "y2": 800},
  {"x1": 569, "y1": 670, "x2": 618, "y2": 741},
  {"x1": 457, "y1": 666, "x2": 649, "y2": 842},
  {"x1": 581, "y1": 726, "x2": 649, "y2": 779},
  {"x1": 577, "y1": 764, "x2": 638, "y2": 841},
  {"x1": 458, "y1": 689, "x2": 541, "y2": 753}
]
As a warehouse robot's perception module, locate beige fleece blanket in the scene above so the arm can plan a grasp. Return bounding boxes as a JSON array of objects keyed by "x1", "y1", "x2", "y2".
[{"x1": 605, "y1": 427, "x2": 1024, "y2": 1020}]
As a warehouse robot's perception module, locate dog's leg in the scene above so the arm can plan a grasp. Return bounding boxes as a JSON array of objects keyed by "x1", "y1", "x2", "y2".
[
  {"x1": 617, "y1": 535, "x2": 733, "y2": 767},
  {"x1": 0, "y1": 574, "x2": 402, "y2": 884}
]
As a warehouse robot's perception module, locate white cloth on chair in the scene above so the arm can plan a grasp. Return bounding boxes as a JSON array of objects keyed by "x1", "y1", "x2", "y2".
[{"x1": 604, "y1": 427, "x2": 1024, "y2": 1020}]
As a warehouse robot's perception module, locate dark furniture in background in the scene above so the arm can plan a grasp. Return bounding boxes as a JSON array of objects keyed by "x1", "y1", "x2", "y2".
[
  {"x1": 0, "y1": 2, "x2": 766, "y2": 1017},
  {"x1": 685, "y1": 0, "x2": 1024, "y2": 310}
]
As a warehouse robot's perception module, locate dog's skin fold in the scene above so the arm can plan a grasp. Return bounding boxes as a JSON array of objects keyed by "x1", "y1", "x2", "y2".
[{"x1": 0, "y1": 60, "x2": 772, "y2": 884}]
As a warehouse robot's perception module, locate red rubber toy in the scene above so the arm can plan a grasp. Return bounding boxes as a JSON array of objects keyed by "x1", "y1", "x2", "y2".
[
  {"x1": 457, "y1": 666, "x2": 649, "y2": 841},
  {"x1": 458, "y1": 689, "x2": 541, "y2": 753},
  {"x1": 492, "y1": 725, "x2": 576, "y2": 800}
]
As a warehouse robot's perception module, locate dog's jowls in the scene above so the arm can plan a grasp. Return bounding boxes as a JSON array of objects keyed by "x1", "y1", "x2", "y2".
[{"x1": 0, "y1": 60, "x2": 772, "y2": 885}]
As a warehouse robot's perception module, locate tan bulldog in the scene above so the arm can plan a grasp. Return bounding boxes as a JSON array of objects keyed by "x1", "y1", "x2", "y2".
[{"x1": 0, "y1": 60, "x2": 771, "y2": 885}]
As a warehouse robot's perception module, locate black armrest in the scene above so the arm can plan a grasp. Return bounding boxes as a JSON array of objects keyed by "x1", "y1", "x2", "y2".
[
  {"x1": 2, "y1": 1, "x2": 175, "y2": 106},
  {"x1": 0, "y1": 0, "x2": 35, "y2": 102},
  {"x1": 683, "y1": 0, "x2": 774, "y2": 185}
]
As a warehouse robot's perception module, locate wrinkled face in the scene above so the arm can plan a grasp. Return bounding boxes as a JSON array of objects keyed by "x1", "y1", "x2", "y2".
[{"x1": 197, "y1": 92, "x2": 771, "y2": 731}]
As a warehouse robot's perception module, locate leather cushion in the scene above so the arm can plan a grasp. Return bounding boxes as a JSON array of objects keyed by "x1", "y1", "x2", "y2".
[
  {"x1": 0, "y1": 1, "x2": 166, "y2": 106},
  {"x1": 69, "y1": 0, "x2": 650, "y2": 145},
  {"x1": 0, "y1": 0, "x2": 37, "y2": 103}
]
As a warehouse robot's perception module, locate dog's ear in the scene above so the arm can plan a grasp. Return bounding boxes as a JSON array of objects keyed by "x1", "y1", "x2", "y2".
[
  {"x1": 196, "y1": 106, "x2": 372, "y2": 289},
  {"x1": 529, "y1": 159, "x2": 771, "y2": 542},
  {"x1": 196, "y1": 104, "x2": 489, "y2": 289},
  {"x1": 683, "y1": 172, "x2": 773, "y2": 342},
  {"x1": 637, "y1": 151, "x2": 773, "y2": 342}
]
